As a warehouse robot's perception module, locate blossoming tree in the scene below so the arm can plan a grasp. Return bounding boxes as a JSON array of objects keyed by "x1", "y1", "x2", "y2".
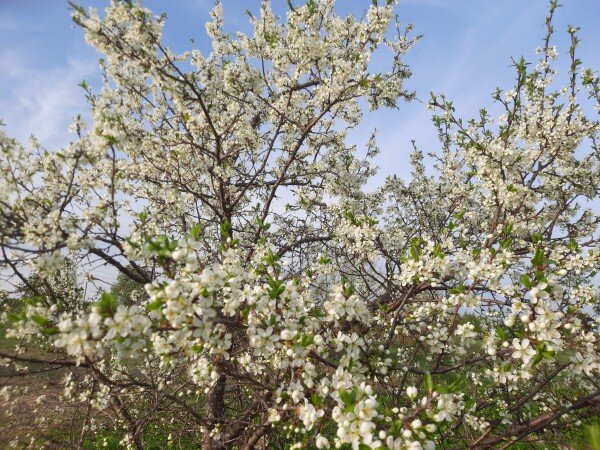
[{"x1": 1, "y1": 0, "x2": 599, "y2": 448}]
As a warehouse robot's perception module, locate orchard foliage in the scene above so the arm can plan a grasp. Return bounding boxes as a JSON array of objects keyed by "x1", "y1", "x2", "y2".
[{"x1": 1, "y1": 0, "x2": 599, "y2": 448}]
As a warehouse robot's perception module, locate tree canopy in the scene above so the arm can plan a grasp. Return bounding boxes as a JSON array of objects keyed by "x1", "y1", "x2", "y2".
[{"x1": 0, "y1": 1, "x2": 599, "y2": 448}]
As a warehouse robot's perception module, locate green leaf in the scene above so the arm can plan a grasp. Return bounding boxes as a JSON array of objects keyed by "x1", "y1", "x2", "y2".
[
  {"x1": 343, "y1": 280, "x2": 355, "y2": 297},
  {"x1": 318, "y1": 255, "x2": 331, "y2": 265},
  {"x1": 265, "y1": 249, "x2": 280, "y2": 267},
  {"x1": 25, "y1": 296, "x2": 44, "y2": 307},
  {"x1": 568, "y1": 239, "x2": 579, "y2": 252},
  {"x1": 300, "y1": 334, "x2": 314, "y2": 347},
  {"x1": 146, "y1": 235, "x2": 177, "y2": 259},
  {"x1": 390, "y1": 420, "x2": 402, "y2": 436},
  {"x1": 585, "y1": 423, "x2": 600, "y2": 450},
  {"x1": 449, "y1": 284, "x2": 466, "y2": 295},
  {"x1": 241, "y1": 306, "x2": 251, "y2": 319},
  {"x1": 435, "y1": 374, "x2": 466, "y2": 394},
  {"x1": 31, "y1": 314, "x2": 49, "y2": 327},
  {"x1": 358, "y1": 78, "x2": 370, "y2": 89},
  {"x1": 97, "y1": 292, "x2": 118, "y2": 315},
  {"x1": 424, "y1": 371, "x2": 433, "y2": 394},
  {"x1": 448, "y1": 375, "x2": 466, "y2": 392},
  {"x1": 311, "y1": 393, "x2": 323, "y2": 407},
  {"x1": 41, "y1": 326, "x2": 59, "y2": 336},
  {"x1": 104, "y1": 134, "x2": 118, "y2": 145},
  {"x1": 532, "y1": 247, "x2": 545, "y2": 266},
  {"x1": 191, "y1": 344, "x2": 203, "y2": 353},
  {"x1": 435, "y1": 384, "x2": 451, "y2": 394},
  {"x1": 339, "y1": 388, "x2": 356, "y2": 409},
  {"x1": 308, "y1": 308, "x2": 325, "y2": 318},
  {"x1": 496, "y1": 326, "x2": 509, "y2": 341},
  {"x1": 147, "y1": 298, "x2": 163, "y2": 312},
  {"x1": 220, "y1": 220, "x2": 231, "y2": 238},
  {"x1": 189, "y1": 225, "x2": 202, "y2": 240},
  {"x1": 267, "y1": 277, "x2": 286, "y2": 299},
  {"x1": 410, "y1": 238, "x2": 422, "y2": 261},
  {"x1": 453, "y1": 210, "x2": 466, "y2": 220},
  {"x1": 8, "y1": 311, "x2": 26, "y2": 323},
  {"x1": 520, "y1": 274, "x2": 533, "y2": 289}
]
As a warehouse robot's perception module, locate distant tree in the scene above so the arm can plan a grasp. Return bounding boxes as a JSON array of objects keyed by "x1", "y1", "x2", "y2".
[
  {"x1": 17, "y1": 257, "x2": 84, "y2": 309},
  {"x1": 110, "y1": 271, "x2": 145, "y2": 306}
]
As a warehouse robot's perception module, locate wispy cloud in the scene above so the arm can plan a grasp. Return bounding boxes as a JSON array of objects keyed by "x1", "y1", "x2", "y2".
[{"x1": 0, "y1": 49, "x2": 96, "y2": 149}]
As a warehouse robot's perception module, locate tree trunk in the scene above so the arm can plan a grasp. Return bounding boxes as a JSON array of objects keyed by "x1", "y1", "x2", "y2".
[{"x1": 202, "y1": 374, "x2": 227, "y2": 449}]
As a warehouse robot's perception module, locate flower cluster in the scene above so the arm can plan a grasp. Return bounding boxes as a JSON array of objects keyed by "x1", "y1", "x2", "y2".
[{"x1": 0, "y1": 0, "x2": 598, "y2": 448}]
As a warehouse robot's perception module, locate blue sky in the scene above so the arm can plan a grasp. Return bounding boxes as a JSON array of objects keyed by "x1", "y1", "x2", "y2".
[{"x1": 1, "y1": 0, "x2": 598, "y2": 180}]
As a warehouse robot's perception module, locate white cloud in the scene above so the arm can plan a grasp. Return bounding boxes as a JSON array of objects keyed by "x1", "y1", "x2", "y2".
[{"x1": 0, "y1": 49, "x2": 96, "y2": 149}]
